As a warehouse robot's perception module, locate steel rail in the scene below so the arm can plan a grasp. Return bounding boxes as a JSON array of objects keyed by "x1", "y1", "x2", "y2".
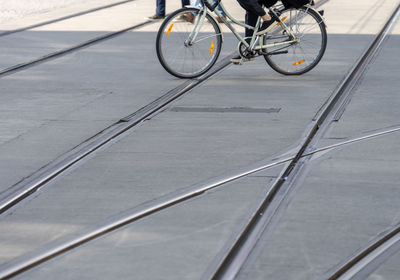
[
  {"x1": 0, "y1": 0, "x2": 334, "y2": 277},
  {"x1": 0, "y1": 152, "x2": 294, "y2": 280},
  {"x1": 314, "y1": 8, "x2": 400, "y2": 279},
  {"x1": 1, "y1": 119, "x2": 398, "y2": 279},
  {"x1": 326, "y1": 225, "x2": 400, "y2": 280},
  {"x1": 2, "y1": 0, "x2": 328, "y2": 213},
  {"x1": 0, "y1": 19, "x2": 154, "y2": 78},
  {"x1": 0, "y1": 0, "x2": 137, "y2": 37},
  {"x1": 302, "y1": 125, "x2": 400, "y2": 158},
  {"x1": 0, "y1": 54, "x2": 234, "y2": 215},
  {"x1": 0, "y1": 0, "x2": 328, "y2": 78},
  {"x1": 0, "y1": 0, "x2": 331, "y2": 215},
  {"x1": 205, "y1": 3, "x2": 400, "y2": 280}
]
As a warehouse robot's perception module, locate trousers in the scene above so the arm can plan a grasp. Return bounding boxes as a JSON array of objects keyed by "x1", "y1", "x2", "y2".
[
  {"x1": 156, "y1": 0, "x2": 191, "y2": 16},
  {"x1": 237, "y1": 0, "x2": 277, "y2": 36}
]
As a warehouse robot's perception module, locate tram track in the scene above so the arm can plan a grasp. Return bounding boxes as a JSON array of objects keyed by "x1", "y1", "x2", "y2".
[
  {"x1": 3, "y1": 0, "x2": 398, "y2": 278},
  {"x1": 205, "y1": 3, "x2": 400, "y2": 279},
  {"x1": 0, "y1": 54, "x2": 232, "y2": 215},
  {"x1": 0, "y1": 0, "x2": 329, "y2": 216},
  {"x1": 0, "y1": 0, "x2": 137, "y2": 37},
  {"x1": 0, "y1": 20, "x2": 153, "y2": 78},
  {"x1": 0, "y1": 0, "x2": 329, "y2": 78},
  {"x1": 0, "y1": 117, "x2": 398, "y2": 279},
  {"x1": 1, "y1": 17, "x2": 400, "y2": 279},
  {"x1": 326, "y1": 224, "x2": 400, "y2": 280}
]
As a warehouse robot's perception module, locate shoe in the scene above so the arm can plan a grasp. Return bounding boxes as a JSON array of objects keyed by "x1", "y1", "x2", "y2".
[
  {"x1": 182, "y1": 13, "x2": 194, "y2": 23},
  {"x1": 215, "y1": 16, "x2": 226, "y2": 23},
  {"x1": 230, "y1": 55, "x2": 254, "y2": 65},
  {"x1": 174, "y1": 15, "x2": 185, "y2": 21},
  {"x1": 175, "y1": 13, "x2": 194, "y2": 23},
  {"x1": 148, "y1": 14, "x2": 165, "y2": 20},
  {"x1": 256, "y1": 18, "x2": 275, "y2": 35},
  {"x1": 230, "y1": 55, "x2": 241, "y2": 64}
]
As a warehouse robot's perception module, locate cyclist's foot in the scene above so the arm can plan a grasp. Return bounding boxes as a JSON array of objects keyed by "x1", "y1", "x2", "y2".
[
  {"x1": 147, "y1": 14, "x2": 165, "y2": 20},
  {"x1": 230, "y1": 55, "x2": 255, "y2": 65},
  {"x1": 215, "y1": 16, "x2": 226, "y2": 23},
  {"x1": 256, "y1": 18, "x2": 275, "y2": 35}
]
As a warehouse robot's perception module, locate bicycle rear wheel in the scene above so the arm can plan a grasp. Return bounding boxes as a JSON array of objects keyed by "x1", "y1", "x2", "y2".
[
  {"x1": 263, "y1": 7, "x2": 327, "y2": 75},
  {"x1": 156, "y1": 7, "x2": 222, "y2": 79}
]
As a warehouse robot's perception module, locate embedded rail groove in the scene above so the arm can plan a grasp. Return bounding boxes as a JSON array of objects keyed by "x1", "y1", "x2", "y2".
[
  {"x1": 206, "y1": 3, "x2": 400, "y2": 280},
  {"x1": 0, "y1": 0, "x2": 328, "y2": 216},
  {"x1": 0, "y1": 20, "x2": 152, "y2": 77},
  {"x1": 0, "y1": 54, "x2": 233, "y2": 216},
  {"x1": 0, "y1": 0, "x2": 337, "y2": 278},
  {"x1": 0, "y1": 0, "x2": 137, "y2": 37},
  {"x1": 1, "y1": 124, "x2": 399, "y2": 279},
  {"x1": 0, "y1": 0, "x2": 329, "y2": 78},
  {"x1": 326, "y1": 225, "x2": 400, "y2": 280}
]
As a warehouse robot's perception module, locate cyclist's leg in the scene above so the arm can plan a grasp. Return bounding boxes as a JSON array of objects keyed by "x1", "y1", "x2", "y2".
[
  {"x1": 230, "y1": 1, "x2": 258, "y2": 64},
  {"x1": 245, "y1": 10, "x2": 258, "y2": 37},
  {"x1": 237, "y1": 0, "x2": 275, "y2": 36},
  {"x1": 230, "y1": 11, "x2": 256, "y2": 64}
]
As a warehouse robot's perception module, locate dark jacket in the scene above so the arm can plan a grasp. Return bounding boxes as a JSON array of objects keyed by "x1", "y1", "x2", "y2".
[
  {"x1": 237, "y1": 0, "x2": 278, "y2": 16},
  {"x1": 282, "y1": 0, "x2": 310, "y2": 8},
  {"x1": 237, "y1": 0, "x2": 310, "y2": 16}
]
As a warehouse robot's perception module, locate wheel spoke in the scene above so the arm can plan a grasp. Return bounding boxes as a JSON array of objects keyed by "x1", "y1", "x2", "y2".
[
  {"x1": 264, "y1": 7, "x2": 327, "y2": 75},
  {"x1": 156, "y1": 8, "x2": 222, "y2": 78}
]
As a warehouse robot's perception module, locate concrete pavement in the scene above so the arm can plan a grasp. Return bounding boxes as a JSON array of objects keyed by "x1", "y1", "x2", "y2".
[{"x1": 0, "y1": 0, "x2": 399, "y2": 279}]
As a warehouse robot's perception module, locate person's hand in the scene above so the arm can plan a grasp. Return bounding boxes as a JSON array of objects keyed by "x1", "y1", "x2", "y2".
[{"x1": 262, "y1": 10, "x2": 272, "y2": 21}]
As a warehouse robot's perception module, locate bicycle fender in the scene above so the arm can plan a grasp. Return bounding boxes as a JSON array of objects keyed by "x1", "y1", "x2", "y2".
[{"x1": 304, "y1": 4, "x2": 327, "y2": 28}]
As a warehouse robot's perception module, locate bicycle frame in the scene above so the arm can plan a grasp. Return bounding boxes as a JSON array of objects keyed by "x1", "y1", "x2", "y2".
[
  {"x1": 156, "y1": 1, "x2": 327, "y2": 78},
  {"x1": 191, "y1": 1, "x2": 299, "y2": 54}
]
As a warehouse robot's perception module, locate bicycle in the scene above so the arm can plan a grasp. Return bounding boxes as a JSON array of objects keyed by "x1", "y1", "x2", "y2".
[{"x1": 156, "y1": 0, "x2": 327, "y2": 78}]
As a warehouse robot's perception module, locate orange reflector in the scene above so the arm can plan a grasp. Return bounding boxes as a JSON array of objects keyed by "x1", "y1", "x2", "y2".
[
  {"x1": 210, "y1": 41, "x2": 215, "y2": 55},
  {"x1": 166, "y1": 24, "x2": 174, "y2": 36},
  {"x1": 277, "y1": 16, "x2": 287, "y2": 26},
  {"x1": 293, "y1": 59, "x2": 305, "y2": 66}
]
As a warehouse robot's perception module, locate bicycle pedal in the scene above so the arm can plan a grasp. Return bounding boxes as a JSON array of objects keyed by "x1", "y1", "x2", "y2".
[{"x1": 230, "y1": 56, "x2": 255, "y2": 65}]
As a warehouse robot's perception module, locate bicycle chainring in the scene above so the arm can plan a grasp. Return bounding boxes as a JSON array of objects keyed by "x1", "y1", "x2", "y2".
[{"x1": 238, "y1": 40, "x2": 256, "y2": 59}]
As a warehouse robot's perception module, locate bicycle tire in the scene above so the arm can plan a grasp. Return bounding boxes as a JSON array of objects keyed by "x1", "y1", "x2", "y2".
[
  {"x1": 263, "y1": 6, "x2": 327, "y2": 75},
  {"x1": 156, "y1": 7, "x2": 222, "y2": 79}
]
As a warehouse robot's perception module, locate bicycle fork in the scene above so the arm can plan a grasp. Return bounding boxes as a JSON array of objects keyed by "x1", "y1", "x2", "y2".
[{"x1": 185, "y1": 7, "x2": 208, "y2": 46}]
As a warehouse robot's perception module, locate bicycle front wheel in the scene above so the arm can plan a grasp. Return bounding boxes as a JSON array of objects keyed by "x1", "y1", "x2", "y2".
[
  {"x1": 263, "y1": 7, "x2": 327, "y2": 75},
  {"x1": 156, "y1": 7, "x2": 222, "y2": 79}
]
